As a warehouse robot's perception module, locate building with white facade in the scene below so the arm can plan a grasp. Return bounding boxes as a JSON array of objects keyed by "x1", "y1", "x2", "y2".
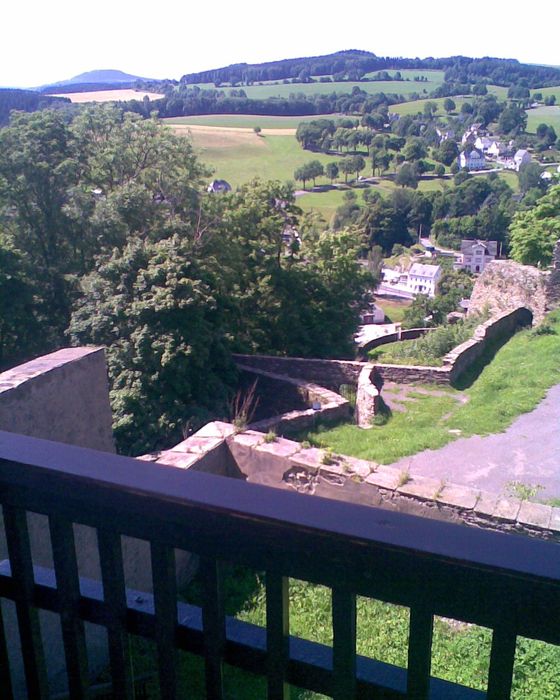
[
  {"x1": 459, "y1": 150, "x2": 486, "y2": 170},
  {"x1": 407, "y1": 263, "x2": 441, "y2": 297},
  {"x1": 454, "y1": 240, "x2": 498, "y2": 274}
]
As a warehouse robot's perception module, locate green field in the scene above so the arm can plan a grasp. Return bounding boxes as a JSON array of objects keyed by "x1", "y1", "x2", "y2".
[
  {"x1": 526, "y1": 105, "x2": 560, "y2": 133},
  {"x1": 218, "y1": 80, "x2": 441, "y2": 100},
  {"x1": 531, "y1": 85, "x2": 560, "y2": 102},
  {"x1": 165, "y1": 114, "x2": 334, "y2": 129}
]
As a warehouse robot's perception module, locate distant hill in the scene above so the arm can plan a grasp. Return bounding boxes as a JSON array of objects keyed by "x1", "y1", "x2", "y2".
[
  {"x1": 38, "y1": 70, "x2": 155, "y2": 95},
  {"x1": 179, "y1": 49, "x2": 560, "y2": 89},
  {"x1": 48, "y1": 69, "x2": 151, "y2": 86}
]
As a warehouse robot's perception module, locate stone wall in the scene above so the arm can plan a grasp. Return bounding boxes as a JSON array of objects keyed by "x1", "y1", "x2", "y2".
[
  {"x1": 236, "y1": 363, "x2": 352, "y2": 434},
  {"x1": 358, "y1": 327, "x2": 431, "y2": 358},
  {"x1": 373, "y1": 307, "x2": 533, "y2": 386},
  {"x1": 224, "y1": 430, "x2": 560, "y2": 541},
  {"x1": 232, "y1": 354, "x2": 364, "y2": 392},
  {"x1": 0, "y1": 347, "x2": 115, "y2": 452},
  {"x1": 468, "y1": 254, "x2": 560, "y2": 325}
]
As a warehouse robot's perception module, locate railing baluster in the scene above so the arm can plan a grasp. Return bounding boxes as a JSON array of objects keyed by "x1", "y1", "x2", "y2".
[
  {"x1": 98, "y1": 530, "x2": 134, "y2": 700},
  {"x1": 151, "y1": 543, "x2": 178, "y2": 700},
  {"x1": 266, "y1": 571, "x2": 289, "y2": 700},
  {"x1": 200, "y1": 557, "x2": 225, "y2": 700},
  {"x1": 49, "y1": 516, "x2": 90, "y2": 698},
  {"x1": 0, "y1": 599, "x2": 14, "y2": 700},
  {"x1": 332, "y1": 586, "x2": 356, "y2": 700},
  {"x1": 487, "y1": 626, "x2": 517, "y2": 700},
  {"x1": 2, "y1": 505, "x2": 49, "y2": 699},
  {"x1": 407, "y1": 606, "x2": 434, "y2": 700}
]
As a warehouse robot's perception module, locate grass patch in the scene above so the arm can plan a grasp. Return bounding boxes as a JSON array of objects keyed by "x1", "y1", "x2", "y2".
[
  {"x1": 375, "y1": 298, "x2": 412, "y2": 323},
  {"x1": 138, "y1": 565, "x2": 560, "y2": 698},
  {"x1": 301, "y1": 310, "x2": 560, "y2": 463}
]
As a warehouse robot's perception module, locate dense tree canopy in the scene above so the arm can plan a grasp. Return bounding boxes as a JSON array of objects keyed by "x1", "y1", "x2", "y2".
[
  {"x1": 0, "y1": 106, "x2": 374, "y2": 454},
  {"x1": 509, "y1": 185, "x2": 560, "y2": 266}
]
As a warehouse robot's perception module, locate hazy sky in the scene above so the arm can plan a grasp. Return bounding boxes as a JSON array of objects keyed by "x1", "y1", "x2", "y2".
[{"x1": 3, "y1": 0, "x2": 559, "y2": 87}]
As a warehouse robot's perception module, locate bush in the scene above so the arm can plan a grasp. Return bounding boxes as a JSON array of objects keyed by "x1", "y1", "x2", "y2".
[{"x1": 369, "y1": 316, "x2": 483, "y2": 366}]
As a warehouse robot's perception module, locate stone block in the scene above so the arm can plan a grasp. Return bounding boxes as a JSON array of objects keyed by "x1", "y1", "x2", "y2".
[
  {"x1": 153, "y1": 451, "x2": 200, "y2": 469},
  {"x1": 473, "y1": 490, "x2": 499, "y2": 517},
  {"x1": 517, "y1": 502, "x2": 553, "y2": 530},
  {"x1": 437, "y1": 484, "x2": 479, "y2": 510},
  {"x1": 492, "y1": 497, "x2": 521, "y2": 522},
  {"x1": 290, "y1": 447, "x2": 323, "y2": 472},
  {"x1": 549, "y1": 508, "x2": 560, "y2": 533},
  {"x1": 397, "y1": 476, "x2": 441, "y2": 501},
  {"x1": 365, "y1": 467, "x2": 401, "y2": 491}
]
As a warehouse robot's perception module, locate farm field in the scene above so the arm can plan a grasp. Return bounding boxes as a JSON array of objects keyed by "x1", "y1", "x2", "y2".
[
  {"x1": 165, "y1": 114, "x2": 336, "y2": 129},
  {"x1": 531, "y1": 85, "x2": 560, "y2": 102},
  {"x1": 391, "y1": 86, "x2": 508, "y2": 116},
  {"x1": 176, "y1": 122, "x2": 519, "y2": 218},
  {"x1": 526, "y1": 105, "x2": 560, "y2": 133},
  {"x1": 224, "y1": 80, "x2": 441, "y2": 99},
  {"x1": 47, "y1": 89, "x2": 165, "y2": 103}
]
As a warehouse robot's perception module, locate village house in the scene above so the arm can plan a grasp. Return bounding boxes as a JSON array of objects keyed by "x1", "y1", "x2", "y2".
[
  {"x1": 459, "y1": 149, "x2": 486, "y2": 170},
  {"x1": 207, "y1": 178, "x2": 232, "y2": 193},
  {"x1": 407, "y1": 262, "x2": 441, "y2": 297},
  {"x1": 474, "y1": 136, "x2": 493, "y2": 152},
  {"x1": 454, "y1": 239, "x2": 498, "y2": 274}
]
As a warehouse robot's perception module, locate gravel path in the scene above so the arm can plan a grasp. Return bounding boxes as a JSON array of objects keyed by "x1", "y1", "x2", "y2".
[{"x1": 388, "y1": 384, "x2": 560, "y2": 499}]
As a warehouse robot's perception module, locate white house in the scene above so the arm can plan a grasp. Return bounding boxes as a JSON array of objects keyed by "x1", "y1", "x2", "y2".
[
  {"x1": 454, "y1": 240, "x2": 498, "y2": 274},
  {"x1": 407, "y1": 263, "x2": 441, "y2": 297},
  {"x1": 459, "y1": 149, "x2": 486, "y2": 170}
]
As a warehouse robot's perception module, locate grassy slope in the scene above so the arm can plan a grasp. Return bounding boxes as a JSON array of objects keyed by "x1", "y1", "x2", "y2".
[
  {"x1": 526, "y1": 105, "x2": 560, "y2": 133},
  {"x1": 165, "y1": 114, "x2": 334, "y2": 128},
  {"x1": 301, "y1": 311, "x2": 560, "y2": 465}
]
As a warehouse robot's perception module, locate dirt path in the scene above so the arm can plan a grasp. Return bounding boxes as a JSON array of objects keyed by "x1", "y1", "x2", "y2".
[{"x1": 388, "y1": 384, "x2": 560, "y2": 499}]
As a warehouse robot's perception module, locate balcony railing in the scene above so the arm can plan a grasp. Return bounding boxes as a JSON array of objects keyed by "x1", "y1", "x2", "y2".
[{"x1": 0, "y1": 428, "x2": 559, "y2": 699}]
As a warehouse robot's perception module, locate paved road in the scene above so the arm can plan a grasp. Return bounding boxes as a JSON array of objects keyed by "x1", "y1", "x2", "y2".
[{"x1": 389, "y1": 384, "x2": 560, "y2": 498}]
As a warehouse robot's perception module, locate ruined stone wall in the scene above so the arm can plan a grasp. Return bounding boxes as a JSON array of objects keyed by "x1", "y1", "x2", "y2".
[
  {"x1": 225, "y1": 430, "x2": 560, "y2": 541},
  {"x1": 359, "y1": 327, "x2": 431, "y2": 357},
  {"x1": 468, "y1": 258, "x2": 560, "y2": 324},
  {"x1": 373, "y1": 307, "x2": 532, "y2": 385},
  {"x1": 236, "y1": 363, "x2": 352, "y2": 434},
  {"x1": 232, "y1": 354, "x2": 363, "y2": 392}
]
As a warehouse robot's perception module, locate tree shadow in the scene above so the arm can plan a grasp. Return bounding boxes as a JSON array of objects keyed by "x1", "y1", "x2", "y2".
[{"x1": 451, "y1": 333, "x2": 515, "y2": 390}]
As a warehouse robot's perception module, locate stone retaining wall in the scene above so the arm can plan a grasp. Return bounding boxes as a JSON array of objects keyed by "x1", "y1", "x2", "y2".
[
  {"x1": 148, "y1": 421, "x2": 560, "y2": 542},
  {"x1": 373, "y1": 306, "x2": 533, "y2": 385},
  {"x1": 358, "y1": 327, "x2": 431, "y2": 357},
  {"x1": 236, "y1": 363, "x2": 352, "y2": 434},
  {"x1": 232, "y1": 354, "x2": 364, "y2": 392},
  {"x1": 223, "y1": 429, "x2": 560, "y2": 541}
]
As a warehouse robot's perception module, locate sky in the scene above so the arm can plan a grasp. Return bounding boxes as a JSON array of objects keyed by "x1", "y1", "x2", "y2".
[{"x1": 3, "y1": 0, "x2": 559, "y2": 88}]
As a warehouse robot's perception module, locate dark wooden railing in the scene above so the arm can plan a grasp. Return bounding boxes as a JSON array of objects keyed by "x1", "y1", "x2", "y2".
[{"x1": 0, "y1": 429, "x2": 559, "y2": 699}]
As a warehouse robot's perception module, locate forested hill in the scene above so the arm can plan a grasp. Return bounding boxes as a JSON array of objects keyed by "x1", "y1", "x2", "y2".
[
  {"x1": 0, "y1": 89, "x2": 70, "y2": 126},
  {"x1": 179, "y1": 50, "x2": 560, "y2": 89}
]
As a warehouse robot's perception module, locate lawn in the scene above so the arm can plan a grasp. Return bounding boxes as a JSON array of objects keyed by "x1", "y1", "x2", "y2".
[
  {"x1": 300, "y1": 311, "x2": 560, "y2": 465},
  {"x1": 375, "y1": 298, "x2": 412, "y2": 323}
]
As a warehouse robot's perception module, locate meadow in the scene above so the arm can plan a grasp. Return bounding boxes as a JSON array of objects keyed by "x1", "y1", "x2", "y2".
[
  {"x1": 526, "y1": 105, "x2": 560, "y2": 133},
  {"x1": 183, "y1": 70, "x2": 446, "y2": 99}
]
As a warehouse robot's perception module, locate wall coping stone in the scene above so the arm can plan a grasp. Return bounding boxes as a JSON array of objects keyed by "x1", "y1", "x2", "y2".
[
  {"x1": 0, "y1": 347, "x2": 105, "y2": 394},
  {"x1": 518, "y1": 501, "x2": 553, "y2": 530}
]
